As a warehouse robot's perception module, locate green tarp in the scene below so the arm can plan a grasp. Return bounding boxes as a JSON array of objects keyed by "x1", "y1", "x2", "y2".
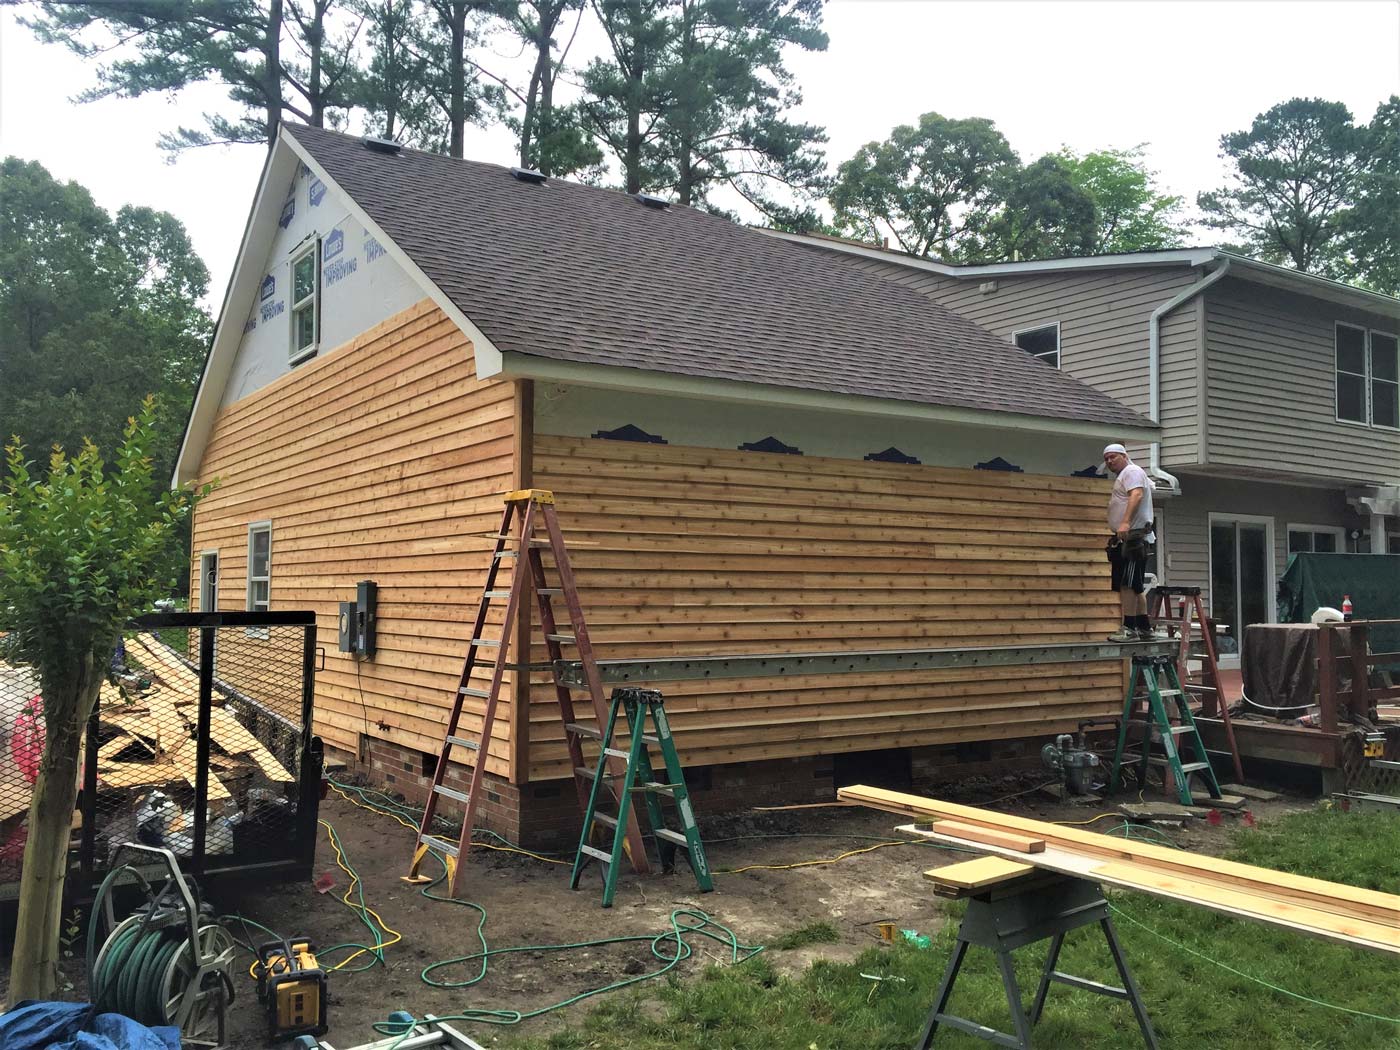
[{"x1": 1277, "y1": 553, "x2": 1400, "y2": 667}]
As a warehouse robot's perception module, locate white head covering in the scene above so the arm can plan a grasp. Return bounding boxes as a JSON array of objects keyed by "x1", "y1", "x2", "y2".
[{"x1": 1103, "y1": 443, "x2": 1127, "y2": 456}]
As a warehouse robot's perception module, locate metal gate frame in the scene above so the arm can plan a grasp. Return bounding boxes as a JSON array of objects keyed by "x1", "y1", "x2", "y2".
[{"x1": 69, "y1": 610, "x2": 323, "y2": 895}]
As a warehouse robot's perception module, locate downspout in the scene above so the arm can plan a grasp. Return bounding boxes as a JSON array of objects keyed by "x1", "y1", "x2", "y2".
[{"x1": 1148, "y1": 258, "x2": 1232, "y2": 479}]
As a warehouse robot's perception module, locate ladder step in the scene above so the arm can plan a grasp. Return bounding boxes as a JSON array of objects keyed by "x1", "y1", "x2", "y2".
[
  {"x1": 484, "y1": 590, "x2": 512, "y2": 598},
  {"x1": 493, "y1": 550, "x2": 519, "y2": 559},
  {"x1": 654, "y1": 828, "x2": 690, "y2": 847},
  {"x1": 446, "y1": 735, "x2": 479, "y2": 751},
  {"x1": 469, "y1": 639, "x2": 501, "y2": 647},
  {"x1": 640, "y1": 734, "x2": 661, "y2": 745},
  {"x1": 537, "y1": 588, "x2": 563, "y2": 595},
  {"x1": 579, "y1": 844, "x2": 613, "y2": 864},
  {"x1": 434, "y1": 784, "x2": 470, "y2": 804},
  {"x1": 591, "y1": 812, "x2": 618, "y2": 828},
  {"x1": 633, "y1": 782, "x2": 679, "y2": 795},
  {"x1": 1156, "y1": 689, "x2": 1185, "y2": 698},
  {"x1": 565, "y1": 722, "x2": 602, "y2": 739},
  {"x1": 1146, "y1": 757, "x2": 1211, "y2": 773},
  {"x1": 421, "y1": 834, "x2": 460, "y2": 858},
  {"x1": 603, "y1": 747, "x2": 630, "y2": 760},
  {"x1": 546, "y1": 633, "x2": 577, "y2": 644},
  {"x1": 1126, "y1": 720, "x2": 1192, "y2": 735},
  {"x1": 459, "y1": 686, "x2": 491, "y2": 698},
  {"x1": 576, "y1": 765, "x2": 619, "y2": 779}
]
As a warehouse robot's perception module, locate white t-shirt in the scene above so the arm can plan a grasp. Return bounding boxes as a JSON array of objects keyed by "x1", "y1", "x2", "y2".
[{"x1": 1107, "y1": 462, "x2": 1154, "y2": 532}]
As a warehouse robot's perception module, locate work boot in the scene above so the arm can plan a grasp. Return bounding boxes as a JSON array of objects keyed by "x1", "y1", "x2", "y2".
[
  {"x1": 1107, "y1": 627, "x2": 1138, "y2": 643},
  {"x1": 1137, "y1": 626, "x2": 1168, "y2": 641}
]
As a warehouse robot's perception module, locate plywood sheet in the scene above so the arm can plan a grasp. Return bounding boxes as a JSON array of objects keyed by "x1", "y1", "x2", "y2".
[{"x1": 208, "y1": 709, "x2": 294, "y2": 782}]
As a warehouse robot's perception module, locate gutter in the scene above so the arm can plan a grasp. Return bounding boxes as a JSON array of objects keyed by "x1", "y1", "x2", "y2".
[{"x1": 1148, "y1": 259, "x2": 1232, "y2": 478}]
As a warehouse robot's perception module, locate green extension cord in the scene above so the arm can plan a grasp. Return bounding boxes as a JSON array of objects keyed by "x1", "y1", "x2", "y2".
[{"x1": 371, "y1": 848, "x2": 762, "y2": 1045}]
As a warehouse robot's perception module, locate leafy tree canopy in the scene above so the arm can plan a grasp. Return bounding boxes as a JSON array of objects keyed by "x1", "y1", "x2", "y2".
[
  {"x1": 1057, "y1": 146, "x2": 1185, "y2": 254},
  {"x1": 0, "y1": 157, "x2": 211, "y2": 512}
]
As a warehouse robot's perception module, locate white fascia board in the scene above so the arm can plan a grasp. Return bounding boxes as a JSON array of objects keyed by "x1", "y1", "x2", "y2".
[
  {"x1": 758, "y1": 229, "x2": 1216, "y2": 278},
  {"x1": 499, "y1": 352, "x2": 1159, "y2": 442},
  {"x1": 173, "y1": 139, "x2": 299, "y2": 487},
  {"x1": 280, "y1": 130, "x2": 506, "y2": 376},
  {"x1": 1218, "y1": 252, "x2": 1400, "y2": 318}
]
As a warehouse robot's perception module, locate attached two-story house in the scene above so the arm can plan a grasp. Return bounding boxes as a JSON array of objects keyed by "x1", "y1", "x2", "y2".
[{"x1": 771, "y1": 237, "x2": 1400, "y2": 665}]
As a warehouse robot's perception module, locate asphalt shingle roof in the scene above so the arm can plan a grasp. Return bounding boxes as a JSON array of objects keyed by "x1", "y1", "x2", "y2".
[{"x1": 290, "y1": 126, "x2": 1151, "y2": 430}]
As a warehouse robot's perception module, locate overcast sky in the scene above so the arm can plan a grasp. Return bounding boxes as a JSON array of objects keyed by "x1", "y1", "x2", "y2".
[{"x1": 1, "y1": 0, "x2": 1398, "y2": 309}]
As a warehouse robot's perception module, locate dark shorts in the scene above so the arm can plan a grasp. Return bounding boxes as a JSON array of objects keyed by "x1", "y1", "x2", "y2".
[{"x1": 1107, "y1": 533, "x2": 1151, "y2": 594}]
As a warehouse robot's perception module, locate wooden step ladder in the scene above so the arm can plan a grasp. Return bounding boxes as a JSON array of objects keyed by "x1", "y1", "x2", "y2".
[
  {"x1": 570, "y1": 687, "x2": 713, "y2": 908},
  {"x1": 402, "y1": 489, "x2": 648, "y2": 895},
  {"x1": 1109, "y1": 654, "x2": 1224, "y2": 806},
  {"x1": 1148, "y1": 585, "x2": 1243, "y2": 783}
]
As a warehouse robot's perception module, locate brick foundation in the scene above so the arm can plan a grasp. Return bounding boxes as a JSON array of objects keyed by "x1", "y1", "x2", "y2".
[{"x1": 331, "y1": 735, "x2": 1045, "y2": 850}]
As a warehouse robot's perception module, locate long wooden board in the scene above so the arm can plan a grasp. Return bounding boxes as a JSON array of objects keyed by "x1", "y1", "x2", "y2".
[
  {"x1": 840, "y1": 785, "x2": 1400, "y2": 928},
  {"x1": 903, "y1": 825, "x2": 1400, "y2": 956},
  {"x1": 208, "y1": 709, "x2": 295, "y2": 782}
]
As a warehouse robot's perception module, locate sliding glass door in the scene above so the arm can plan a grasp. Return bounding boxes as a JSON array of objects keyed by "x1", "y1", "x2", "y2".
[{"x1": 1209, "y1": 516, "x2": 1273, "y2": 658}]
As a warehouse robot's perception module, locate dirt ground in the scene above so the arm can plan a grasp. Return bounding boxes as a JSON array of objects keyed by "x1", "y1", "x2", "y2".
[
  {"x1": 0, "y1": 775, "x2": 1315, "y2": 1049},
  {"x1": 201, "y1": 777, "x2": 1312, "y2": 1049}
]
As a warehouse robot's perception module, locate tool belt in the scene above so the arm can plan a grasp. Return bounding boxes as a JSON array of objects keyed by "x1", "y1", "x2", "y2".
[{"x1": 1107, "y1": 528, "x2": 1150, "y2": 558}]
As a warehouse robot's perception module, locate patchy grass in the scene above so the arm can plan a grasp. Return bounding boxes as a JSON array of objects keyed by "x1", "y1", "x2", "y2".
[
  {"x1": 506, "y1": 807, "x2": 1400, "y2": 1050},
  {"x1": 769, "y1": 922, "x2": 841, "y2": 951}
]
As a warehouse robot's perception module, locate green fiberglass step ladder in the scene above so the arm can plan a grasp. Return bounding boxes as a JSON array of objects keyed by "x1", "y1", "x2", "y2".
[
  {"x1": 570, "y1": 687, "x2": 713, "y2": 908},
  {"x1": 1110, "y1": 654, "x2": 1223, "y2": 806}
]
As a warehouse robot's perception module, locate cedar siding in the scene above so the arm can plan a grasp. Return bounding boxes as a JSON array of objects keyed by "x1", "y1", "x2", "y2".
[
  {"x1": 526, "y1": 436, "x2": 1122, "y2": 782},
  {"x1": 189, "y1": 299, "x2": 521, "y2": 778},
  {"x1": 847, "y1": 260, "x2": 1202, "y2": 455},
  {"x1": 1204, "y1": 277, "x2": 1400, "y2": 483}
]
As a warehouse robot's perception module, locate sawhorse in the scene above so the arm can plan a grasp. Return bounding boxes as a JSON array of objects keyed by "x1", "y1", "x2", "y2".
[{"x1": 915, "y1": 871, "x2": 1159, "y2": 1050}]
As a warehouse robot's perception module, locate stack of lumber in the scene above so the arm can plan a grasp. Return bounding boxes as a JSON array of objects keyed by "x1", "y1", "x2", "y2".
[{"x1": 838, "y1": 785, "x2": 1400, "y2": 956}]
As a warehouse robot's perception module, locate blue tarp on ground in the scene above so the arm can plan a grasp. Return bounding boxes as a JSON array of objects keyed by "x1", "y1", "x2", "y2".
[{"x1": 0, "y1": 1000, "x2": 180, "y2": 1050}]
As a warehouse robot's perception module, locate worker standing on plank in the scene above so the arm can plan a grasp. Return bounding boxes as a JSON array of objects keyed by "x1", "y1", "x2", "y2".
[{"x1": 1103, "y1": 443, "x2": 1158, "y2": 642}]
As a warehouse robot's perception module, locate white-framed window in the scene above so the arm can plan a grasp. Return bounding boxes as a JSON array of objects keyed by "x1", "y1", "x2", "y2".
[
  {"x1": 247, "y1": 522, "x2": 271, "y2": 614},
  {"x1": 1013, "y1": 322, "x2": 1060, "y2": 368},
  {"x1": 199, "y1": 551, "x2": 220, "y2": 612},
  {"x1": 1335, "y1": 322, "x2": 1399, "y2": 428},
  {"x1": 1286, "y1": 524, "x2": 1344, "y2": 555},
  {"x1": 289, "y1": 241, "x2": 319, "y2": 364}
]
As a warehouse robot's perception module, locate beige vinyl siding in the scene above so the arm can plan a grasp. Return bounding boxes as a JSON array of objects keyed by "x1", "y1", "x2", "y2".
[
  {"x1": 1204, "y1": 278, "x2": 1400, "y2": 483},
  {"x1": 1162, "y1": 473, "x2": 1361, "y2": 612},
  {"x1": 848, "y1": 260, "x2": 1199, "y2": 458},
  {"x1": 190, "y1": 299, "x2": 521, "y2": 778}
]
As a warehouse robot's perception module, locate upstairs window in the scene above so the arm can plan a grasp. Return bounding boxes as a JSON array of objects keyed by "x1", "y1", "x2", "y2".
[
  {"x1": 1336, "y1": 322, "x2": 1399, "y2": 428},
  {"x1": 1372, "y1": 331, "x2": 1399, "y2": 429},
  {"x1": 1014, "y1": 323, "x2": 1060, "y2": 368},
  {"x1": 290, "y1": 242, "x2": 319, "y2": 364}
]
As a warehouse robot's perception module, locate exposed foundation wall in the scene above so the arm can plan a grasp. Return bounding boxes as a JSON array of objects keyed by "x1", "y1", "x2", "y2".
[{"x1": 190, "y1": 300, "x2": 520, "y2": 777}]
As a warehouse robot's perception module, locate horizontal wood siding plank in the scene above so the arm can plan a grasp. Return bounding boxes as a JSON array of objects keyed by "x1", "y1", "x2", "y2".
[
  {"x1": 528, "y1": 435, "x2": 1122, "y2": 780},
  {"x1": 190, "y1": 300, "x2": 518, "y2": 775}
]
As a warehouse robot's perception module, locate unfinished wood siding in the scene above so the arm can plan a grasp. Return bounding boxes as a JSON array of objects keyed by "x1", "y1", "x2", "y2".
[
  {"x1": 850, "y1": 260, "x2": 1199, "y2": 422},
  {"x1": 1205, "y1": 278, "x2": 1400, "y2": 483},
  {"x1": 189, "y1": 300, "x2": 519, "y2": 776},
  {"x1": 527, "y1": 436, "x2": 1122, "y2": 781}
]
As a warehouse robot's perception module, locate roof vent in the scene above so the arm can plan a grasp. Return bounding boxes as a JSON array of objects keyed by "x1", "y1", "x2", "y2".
[
  {"x1": 509, "y1": 166, "x2": 547, "y2": 184},
  {"x1": 635, "y1": 192, "x2": 670, "y2": 210},
  {"x1": 362, "y1": 136, "x2": 402, "y2": 155}
]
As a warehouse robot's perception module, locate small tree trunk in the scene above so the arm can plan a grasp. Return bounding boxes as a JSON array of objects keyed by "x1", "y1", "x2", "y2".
[
  {"x1": 449, "y1": 2, "x2": 467, "y2": 159},
  {"x1": 265, "y1": 0, "x2": 285, "y2": 147},
  {"x1": 8, "y1": 656, "x2": 104, "y2": 1002}
]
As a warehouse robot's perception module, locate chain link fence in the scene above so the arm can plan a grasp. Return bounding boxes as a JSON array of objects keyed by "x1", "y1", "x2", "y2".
[{"x1": 0, "y1": 612, "x2": 321, "y2": 901}]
